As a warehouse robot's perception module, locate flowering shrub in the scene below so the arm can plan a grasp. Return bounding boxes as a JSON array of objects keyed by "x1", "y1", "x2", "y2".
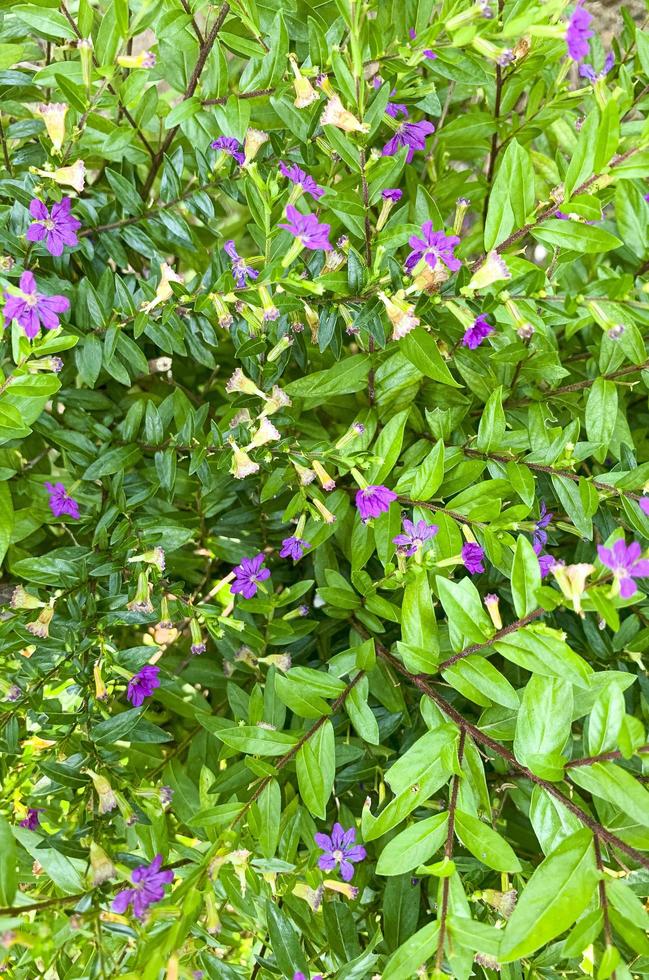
[{"x1": 2, "y1": 0, "x2": 649, "y2": 976}]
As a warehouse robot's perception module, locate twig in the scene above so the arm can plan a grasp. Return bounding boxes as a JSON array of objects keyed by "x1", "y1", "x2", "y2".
[
  {"x1": 179, "y1": 0, "x2": 204, "y2": 44},
  {"x1": 439, "y1": 608, "x2": 545, "y2": 670},
  {"x1": 435, "y1": 729, "x2": 465, "y2": 971},
  {"x1": 141, "y1": 3, "x2": 231, "y2": 198},
  {"x1": 397, "y1": 495, "x2": 485, "y2": 527},
  {"x1": 594, "y1": 836, "x2": 617, "y2": 980},
  {"x1": 506, "y1": 357, "x2": 649, "y2": 408}
]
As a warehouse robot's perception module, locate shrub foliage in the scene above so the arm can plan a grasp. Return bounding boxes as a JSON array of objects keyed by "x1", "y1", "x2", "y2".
[{"x1": 1, "y1": 0, "x2": 649, "y2": 977}]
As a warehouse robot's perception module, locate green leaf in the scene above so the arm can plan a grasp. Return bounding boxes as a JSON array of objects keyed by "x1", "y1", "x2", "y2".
[
  {"x1": 495, "y1": 625, "x2": 592, "y2": 687},
  {"x1": 285, "y1": 354, "x2": 371, "y2": 401},
  {"x1": 484, "y1": 139, "x2": 534, "y2": 250},
  {"x1": 564, "y1": 109, "x2": 598, "y2": 198},
  {"x1": 274, "y1": 673, "x2": 332, "y2": 719},
  {"x1": 476, "y1": 386, "x2": 505, "y2": 452},
  {"x1": 531, "y1": 221, "x2": 622, "y2": 253},
  {"x1": 0, "y1": 481, "x2": 13, "y2": 567},
  {"x1": 510, "y1": 536, "x2": 541, "y2": 618},
  {"x1": 437, "y1": 576, "x2": 494, "y2": 647},
  {"x1": 500, "y1": 829, "x2": 599, "y2": 961},
  {"x1": 454, "y1": 810, "x2": 521, "y2": 871},
  {"x1": 296, "y1": 721, "x2": 335, "y2": 818},
  {"x1": 0, "y1": 816, "x2": 17, "y2": 905},
  {"x1": 401, "y1": 567, "x2": 438, "y2": 670},
  {"x1": 367, "y1": 409, "x2": 410, "y2": 484},
  {"x1": 513, "y1": 675, "x2": 572, "y2": 779},
  {"x1": 568, "y1": 761, "x2": 649, "y2": 826},
  {"x1": 214, "y1": 726, "x2": 299, "y2": 756},
  {"x1": 376, "y1": 813, "x2": 449, "y2": 875},
  {"x1": 587, "y1": 685, "x2": 625, "y2": 756},
  {"x1": 265, "y1": 899, "x2": 308, "y2": 977},
  {"x1": 585, "y1": 378, "x2": 618, "y2": 461},
  {"x1": 442, "y1": 655, "x2": 519, "y2": 710},
  {"x1": 383, "y1": 920, "x2": 439, "y2": 980},
  {"x1": 401, "y1": 328, "x2": 461, "y2": 386}
]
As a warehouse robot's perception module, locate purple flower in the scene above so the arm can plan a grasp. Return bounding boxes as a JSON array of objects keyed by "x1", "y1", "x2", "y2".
[
  {"x1": 408, "y1": 28, "x2": 417, "y2": 40},
  {"x1": 533, "y1": 501, "x2": 553, "y2": 551},
  {"x1": 231, "y1": 554, "x2": 271, "y2": 599},
  {"x1": 112, "y1": 854, "x2": 174, "y2": 919},
  {"x1": 580, "y1": 51, "x2": 614, "y2": 82},
  {"x1": 45, "y1": 481, "x2": 79, "y2": 519},
  {"x1": 315, "y1": 822, "x2": 366, "y2": 882},
  {"x1": 279, "y1": 161, "x2": 324, "y2": 200},
  {"x1": 382, "y1": 189, "x2": 403, "y2": 202},
  {"x1": 644, "y1": 193, "x2": 649, "y2": 204},
  {"x1": 424, "y1": 49, "x2": 437, "y2": 60},
  {"x1": 639, "y1": 497, "x2": 649, "y2": 516},
  {"x1": 279, "y1": 205, "x2": 332, "y2": 251},
  {"x1": 462, "y1": 542, "x2": 485, "y2": 574},
  {"x1": 566, "y1": 1, "x2": 593, "y2": 61},
  {"x1": 386, "y1": 101, "x2": 408, "y2": 119},
  {"x1": 294, "y1": 974, "x2": 322, "y2": 980},
  {"x1": 355, "y1": 485, "x2": 398, "y2": 521},
  {"x1": 393, "y1": 518, "x2": 438, "y2": 556},
  {"x1": 210, "y1": 136, "x2": 244, "y2": 165},
  {"x1": 405, "y1": 222, "x2": 461, "y2": 274},
  {"x1": 383, "y1": 119, "x2": 435, "y2": 163},
  {"x1": 127, "y1": 664, "x2": 160, "y2": 707},
  {"x1": 3, "y1": 270, "x2": 70, "y2": 339},
  {"x1": 223, "y1": 240, "x2": 259, "y2": 288},
  {"x1": 20, "y1": 808, "x2": 42, "y2": 830},
  {"x1": 26, "y1": 198, "x2": 81, "y2": 257},
  {"x1": 597, "y1": 539, "x2": 649, "y2": 598},
  {"x1": 537, "y1": 551, "x2": 555, "y2": 578},
  {"x1": 279, "y1": 536, "x2": 310, "y2": 561},
  {"x1": 191, "y1": 641, "x2": 206, "y2": 656},
  {"x1": 555, "y1": 211, "x2": 570, "y2": 220},
  {"x1": 462, "y1": 314, "x2": 494, "y2": 349}
]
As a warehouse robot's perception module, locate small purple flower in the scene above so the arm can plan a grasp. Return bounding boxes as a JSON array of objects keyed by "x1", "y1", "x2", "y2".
[
  {"x1": 223, "y1": 240, "x2": 258, "y2": 288},
  {"x1": 231, "y1": 554, "x2": 271, "y2": 599},
  {"x1": 382, "y1": 189, "x2": 403, "y2": 202},
  {"x1": 424, "y1": 49, "x2": 437, "y2": 60},
  {"x1": 26, "y1": 198, "x2": 81, "y2": 257},
  {"x1": 127, "y1": 664, "x2": 160, "y2": 707},
  {"x1": 462, "y1": 314, "x2": 494, "y2": 349},
  {"x1": 3, "y1": 270, "x2": 70, "y2": 339},
  {"x1": 405, "y1": 221, "x2": 461, "y2": 274},
  {"x1": 408, "y1": 28, "x2": 417, "y2": 40},
  {"x1": 355, "y1": 485, "x2": 398, "y2": 521},
  {"x1": 279, "y1": 161, "x2": 324, "y2": 200},
  {"x1": 191, "y1": 641, "x2": 206, "y2": 656},
  {"x1": 537, "y1": 551, "x2": 555, "y2": 578},
  {"x1": 160, "y1": 786, "x2": 173, "y2": 805},
  {"x1": 315, "y1": 822, "x2": 366, "y2": 882},
  {"x1": 383, "y1": 119, "x2": 435, "y2": 163},
  {"x1": 279, "y1": 205, "x2": 332, "y2": 251},
  {"x1": 386, "y1": 101, "x2": 409, "y2": 119},
  {"x1": 597, "y1": 539, "x2": 649, "y2": 598},
  {"x1": 20, "y1": 808, "x2": 42, "y2": 830},
  {"x1": 639, "y1": 497, "x2": 649, "y2": 516},
  {"x1": 566, "y1": 1, "x2": 593, "y2": 61},
  {"x1": 210, "y1": 136, "x2": 245, "y2": 165},
  {"x1": 393, "y1": 518, "x2": 438, "y2": 556},
  {"x1": 533, "y1": 501, "x2": 553, "y2": 551},
  {"x1": 555, "y1": 211, "x2": 570, "y2": 220},
  {"x1": 112, "y1": 854, "x2": 174, "y2": 919},
  {"x1": 279, "y1": 536, "x2": 311, "y2": 561},
  {"x1": 644, "y1": 193, "x2": 649, "y2": 204},
  {"x1": 45, "y1": 481, "x2": 79, "y2": 519},
  {"x1": 294, "y1": 974, "x2": 322, "y2": 980},
  {"x1": 462, "y1": 542, "x2": 485, "y2": 574},
  {"x1": 580, "y1": 51, "x2": 614, "y2": 82}
]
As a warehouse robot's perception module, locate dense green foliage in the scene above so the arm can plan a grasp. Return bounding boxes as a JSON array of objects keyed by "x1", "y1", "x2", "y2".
[{"x1": 1, "y1": 0, "x2": 649, "y2": 977}]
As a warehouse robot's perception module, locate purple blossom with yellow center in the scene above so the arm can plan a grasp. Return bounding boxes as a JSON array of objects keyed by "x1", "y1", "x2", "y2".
[
  {"x1": 597, "y1": 539, "x2": 649, "y2": 598},
  {"x1": 279, "y1": 536, "x2": 310, "y2": 561},
  {"x1": 20, "y1": 808, "x2": 42, "y2": 830},
  {"x1": 462, "y1": 314, "x2": 494, "y2": 349},
  {"x1": 566, "y1": 1, "x2": 593, "y2": 61},
  {"x1": 279, "y1": 161, "x2": 324, "y2": 200},
  {"x1": 45, "y1": 481, "x2": 79, "y2": 519},
  {"x1": 231, "y1": 554, "x2": 271, "y2": 599},
  {"x1": 279, "y1": 204, "x2": 332, "y2": 251},
  {"x1": 27, "y1": 198, "x2": 81, "y2": 257},
  {"x1": 210, "y1": 136, "x2": 244, "y2": 165},
  {"x1": 112, "y1": 854, "x2": 174, "y2": 919},
  {"x1": 580, "y1": 51, "x2": 614, "y2": 82},
  {"x1": 315, "y1": 822, "x2": 366, "y2": 881},
  {"x1": 127, "y1": 664, "x2": 160, "y2": 707},
  {"x1": 462, "y1": 542, "x2": 485, "y2": 574},
  {"x1": 355, "y1": 485, "x2": 398, "y2": 521},
  {"x1": 223, "y1": 240, "x2": 258, "y2": 288},
  {"x1": 405, "y1": 222, "x2": 461, "y2": 274},
  {"x1": 383, "y1": 119, "x2": 435, "y2": 163},
  {"x1": 393, "y1": 518, "x2": 438, "y2": 556},
  {"x1": 3, "y1": 270, "x2": 70, "y2": 339}
]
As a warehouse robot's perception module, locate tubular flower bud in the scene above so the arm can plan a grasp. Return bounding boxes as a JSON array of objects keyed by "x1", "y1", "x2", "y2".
[
  {"x1": 335, "y1": 422, "x2": 365, "y2": 450},
  {"x1": 35, "y1": 103, "x2": 68, "y2": 152},
  {"x1": 87, "y1": 770, "x2": 118, "y2": 814},
  {"x1": 257, "y1": 284, "x2": 280, "y2": 322},
  {"x1": 313, "y1": 498, "x2": 336, "y2": 524},
  {"x1": 229, "y1": 438, "x2": 260, "y2": 479},
  {"x1": 290, "y1": 56, "x2": 319, "y2": 108},
  {"x1": 378, "y1": 290, "x2": 420, "y2": 340},
  {"x1": 320, "y1": 95, "x2": 369, "y2": 134},
  {"x1": 259, "y1": 385, "x2": 291, "y2": 417},
  {"x1": 93, "y1": 663, "x2": 108, "y2": 702},
  {"x1": 89, "y1": 842, "x2": 116, "y2": 885},
  {"x1": 467, "y1": 250, "x2": 511, "y2": 291},
  {"x1": 140, "y1": 263, "x2": 183, "y2": 313},
  {"x1": 293, "y1": 461, "x2": 316, "y2": 485},
  {"x1": 312, "y1": 460, "x2": 336, "y2": 491},
  {"x1": 210, "y1": 292, "x2": 234, "y2": 328},
  {"x1": 33, "y1": 159, "x2": 85, "y2": 193},
  {"x1": 551, "y1": 562, "x2": 594, "y2": 617},
  {"x1": 127, "y1": 571, "x2": 154, "y2": 614},
  {"x1": 128, "y1": 547, "x2": 166, "y2": 572},
  {"x1": 484, "y1": 593, "x2": 502, "y2": 630},
  {"x1": 243, "y1": 127, "x2": 269, "y2": 162},
  {"x1": 267, "y1": 335, "x2": 293, "y2": 362},
  {"x1": 11, "y1": 586, "x2": 45, "y2": 610},
  {"x1": 190, "y1": 617, "x2": 206, "y2": 656},
  {"x1": 78, "y1": 38, "x2": 93, "y2": 89},
  {"x1": 26, "y1": 605, "x2": 54, "y2": 638},
  {"x1": 226, "y1": 368, "x2": 266, "y2": 399},
  {"x1": 249, "y1": 417, "x2": 281, "y2": 448},
  {"x1": 117, "y1": 50, "x2": 156, "y2": 69}
]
